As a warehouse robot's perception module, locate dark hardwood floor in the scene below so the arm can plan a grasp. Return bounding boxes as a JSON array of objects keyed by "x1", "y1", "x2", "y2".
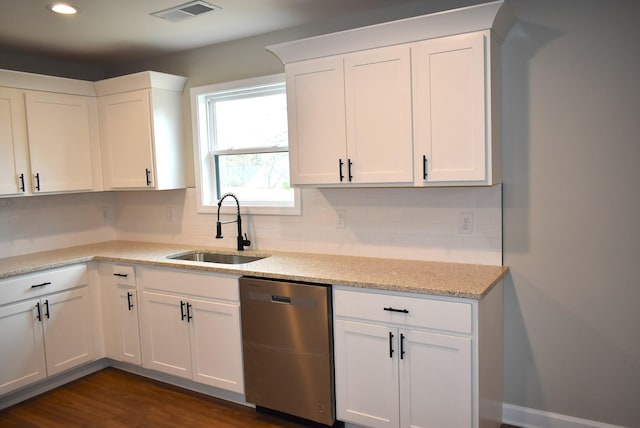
[{"x1": 0, "y1": 368, "x2": 520, "y2": 427}]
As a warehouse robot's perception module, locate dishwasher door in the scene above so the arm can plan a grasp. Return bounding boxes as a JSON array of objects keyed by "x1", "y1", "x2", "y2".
[{"x1": 240, "y1": 277, "x2": 335, "y2": 426}]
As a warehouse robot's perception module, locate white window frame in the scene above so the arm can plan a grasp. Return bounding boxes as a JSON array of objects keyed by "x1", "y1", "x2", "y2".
[{"x1": 191, "y1": 74, "x2": 301, "y2": 215}]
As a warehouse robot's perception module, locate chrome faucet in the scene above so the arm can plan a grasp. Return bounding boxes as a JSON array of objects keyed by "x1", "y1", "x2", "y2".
[{"x1": 216, "y1": 192, "x2": 251, "y2": 251}]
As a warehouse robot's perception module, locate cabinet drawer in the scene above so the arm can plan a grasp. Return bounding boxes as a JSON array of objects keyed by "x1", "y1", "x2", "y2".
[
  {"x1": 333, "y1": 288, "x2": 472, "y2": 334},
  {"x1": 0, "y1": 264, "x2": 88, "y2": 306},
  {"x1": 140, "y1": 268, "x2": 240, "y2": 302},
  {"x1": 112, "y1": 265, "x2": 136, "y2": 287}
]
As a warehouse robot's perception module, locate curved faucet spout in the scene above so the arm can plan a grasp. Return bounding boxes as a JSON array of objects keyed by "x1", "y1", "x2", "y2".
[
  {"x1": 215, "y1": 193, "x2": 251, "y2": 251},
  {"x1": 218, "y1": 192, "x2": 240, "y2": 214}
]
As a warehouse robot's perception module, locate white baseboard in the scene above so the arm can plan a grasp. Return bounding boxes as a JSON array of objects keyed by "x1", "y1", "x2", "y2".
[{"x1": 503, "y1": 403, "x2": 626, "y2": 428}]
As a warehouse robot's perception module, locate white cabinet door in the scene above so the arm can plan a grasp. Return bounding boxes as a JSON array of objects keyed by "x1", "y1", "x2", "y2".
[
  {"x1": 0, "y1": 87, "x2": 29, "y2": 196},
  {"x1": 42, "y1": 286, "x2": 94, "y2": 376},
  {"x1": 334, "y1": 319, "x2": 399, "y2": 428},
  {"x1": 25, "y1": 91, "x2": 98, "y2": 193},
  {"x1": 286, "y1": 46, "x2": 413, "y2": 186},
  {"x1": 189, "y1": 298, "x2": 244, "y2": 393},
  {"x1": 345, "y1": 45, "x2": 414, "y2": 184},
  {"x1": 286, "y1": 57, "x2": 347, "y2": 185},
  {"x1": 0, "y1": 299, "x2": 47, "y2": 395},
  {"x1": 113, "y1": 286, "x2": 142, "y2": 365},
  {"x1": 412, "y1": 32, "x2": 488, "y2": 184},
  {"x1": 400, "y1": 329, "x2": 472, "y2": 428},
  {"x1": 98, "y1": 90, "x2": 155, "y2": 189},
  {"x1": 140, "y1": 291, "x2": 191, "y2": 379}
]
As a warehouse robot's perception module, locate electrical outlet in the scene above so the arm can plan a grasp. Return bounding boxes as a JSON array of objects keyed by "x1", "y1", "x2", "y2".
[
  {"x1": 336, "y1": 210, "x2": 346, "y2": 229},
  {"x1": 459, "y1": 212, "x2": 474, "y2": 235}
]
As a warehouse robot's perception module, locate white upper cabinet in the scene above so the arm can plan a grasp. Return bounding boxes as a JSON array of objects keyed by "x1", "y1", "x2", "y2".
[
  {"x1": 344, "y1": 46, "x2": 414, "y2": 184},
  {"x1": 0, "y1": 87, "x2": 29, "y2": 196},
  {"x1": 25, "y1": 91, "x2": 100, "y2": 193},
  {"x1": 286, "y1": 57, "x2": 346, "y2": 185},
  {"x1": 286, "y1": 46, "x2": 413, "y2": 186},
  {"x1": 268, "y1": 1, "x2": 514, "y2": 188},
  {"x1": 95, "y1": 71, "x2": 187, "y2": 190},
  {"x1": 0, "y1": 70, "x2": 102, "y2": 195},
  {"x1": 413, "y1": 31, "x2": 500, "y2": 185}
]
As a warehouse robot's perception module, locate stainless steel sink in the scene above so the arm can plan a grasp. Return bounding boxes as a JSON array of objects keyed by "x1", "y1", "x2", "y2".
[{"x1": 168, "y1": 251, "x2": 267, "y2": 264}]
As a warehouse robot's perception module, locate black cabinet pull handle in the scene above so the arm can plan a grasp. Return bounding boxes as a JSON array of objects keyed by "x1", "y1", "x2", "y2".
[
  {"x1": 113, "y1": 273, "x2": 128, "y2": 278},
  {"x1": 389, "y1": 331, "x2": 394, "y2": 358},
  {"x1": 339, "y1": 159, "x2": 344, "y2": 182},
  {"x1": 383, "y1": 307, "x2": 409, "y2": 314},
  {"x1": 186, "y1": 302, "x2": 193, "y2": 322},
  {"x1": 400, "y1": 333, "x2": 406, "y2": 360},
  {"x1": 44, "y1": 300, "x2": 50, "y2": 319},
  {"x1": 36, "y1": 302, "x2": 42, "y2": 322},
  {"x1": 145, "y1": 168, "x2": 152, "y2": 186},
  {"x1": 180, "y1": 301, "x2": 186, "y2": 320},
  {"x1": 31, "y1": 281, "x2": 51, "y2": 289},
  {"x1": 18, "y1": 173, "x2": 25, "y2": 192},
  {"x1": 348, "y1": 159, "x2": 353, "y2": 182},
  {"x1": 423, "y1": 155, "x2": 428, "y2": 180},
  {"x1": 127, "y1": 292, "x2": 134, "y2": 310},
  {"x1": 34, "y1": 173, "x2": 41, "y2": 191}
]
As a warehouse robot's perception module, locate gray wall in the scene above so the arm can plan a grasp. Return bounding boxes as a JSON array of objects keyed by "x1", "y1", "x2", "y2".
[
  {"x1": 2, "y1": 0, "x2": 639, "y2": 426},
  {"x1": 502, "y1": 0, "x2": 639, "y2": 426}
]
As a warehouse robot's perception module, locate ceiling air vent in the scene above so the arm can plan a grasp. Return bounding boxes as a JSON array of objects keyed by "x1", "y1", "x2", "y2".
[{"x1": 151, "y1": 1, "x2": 220, "y2": 23}]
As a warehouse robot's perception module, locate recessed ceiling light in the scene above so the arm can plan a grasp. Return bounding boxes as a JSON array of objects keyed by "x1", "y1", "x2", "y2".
[{"x1": 49, "y1": 3, "x2": 78, "y2": 15}]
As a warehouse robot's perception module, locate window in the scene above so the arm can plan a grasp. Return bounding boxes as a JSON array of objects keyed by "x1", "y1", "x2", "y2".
[{"x1": 191, "y1": 74, "x2": 300, "y2": 215}]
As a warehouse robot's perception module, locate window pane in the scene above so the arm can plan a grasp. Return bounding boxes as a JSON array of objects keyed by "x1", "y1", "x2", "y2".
[
  {"x1": 213, "y1": 92, "x2": 288, "y2": 151},
  {"x1": 216, "y1": 152, "x2": 293, "y2": 205}
]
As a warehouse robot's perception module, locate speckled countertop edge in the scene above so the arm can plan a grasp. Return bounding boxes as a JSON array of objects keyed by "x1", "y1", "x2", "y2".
[{"x1": 0, "y1": 241, "x2": 509, "y2": 299}]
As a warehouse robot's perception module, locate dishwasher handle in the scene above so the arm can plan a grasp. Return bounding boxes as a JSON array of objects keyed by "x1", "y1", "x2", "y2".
[{"x1": 271, "y1": 295, "x2": 291, "y2": 304}]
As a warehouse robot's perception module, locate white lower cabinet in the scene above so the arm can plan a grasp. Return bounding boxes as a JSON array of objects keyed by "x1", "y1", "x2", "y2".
[
  {"x1": 334, "y1": 285, "x2": 502, "y2": 428},
  {"x1": 0, "y1": 299, "x2": 47, "y2": 394},
  {"x1": 334, "y1": 320, "x2": 400, "y2": 427},
  {"x1": 0, "y1": 265, "x2": 94, "y2": 396},
  {"x1": 102, "y1": 264, "x2": 142, "y2": 365},
  {"x1": 139, "y1": 267, "x2": 244, "y2": 394},
  {"x1": 399, "y1": 329, "x2": 472, "y2": 428}
]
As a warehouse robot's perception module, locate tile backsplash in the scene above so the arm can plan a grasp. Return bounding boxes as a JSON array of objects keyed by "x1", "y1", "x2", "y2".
[{"x1": 1, "y1": 185, "x2": 502, "y2": 265}]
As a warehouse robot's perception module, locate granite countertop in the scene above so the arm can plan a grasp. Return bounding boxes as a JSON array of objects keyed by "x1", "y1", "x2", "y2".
[{"x1": 0, "y1": 241, "x2": 508, "y2": 299}]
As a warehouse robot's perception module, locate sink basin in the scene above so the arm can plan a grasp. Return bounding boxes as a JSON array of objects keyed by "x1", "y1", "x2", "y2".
[{"x1": 168, "y1": 251, "x2": 267, "y2": 265}]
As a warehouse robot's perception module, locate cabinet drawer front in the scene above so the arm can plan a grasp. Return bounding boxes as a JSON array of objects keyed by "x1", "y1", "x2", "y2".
[
  {"x1": 140, "y1": 268, "x2": 239, "y2": 302},
  {"x1": 112, "y1": 265, "x2": 136, "y2": 287},
  {"x1": 0, "y1": 264, "x2": 88, "y2": 306},
  {"x1": 334, "y1": 288, "x2": 471, "y2": 334}
]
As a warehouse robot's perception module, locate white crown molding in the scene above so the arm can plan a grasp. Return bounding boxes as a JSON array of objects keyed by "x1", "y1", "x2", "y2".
[
  {"x1": 266, "y1": 0, "x2": 515, "y2": 64},
  {"x1": 0, "y1": 69, "x2": 96, "y2": 96}
]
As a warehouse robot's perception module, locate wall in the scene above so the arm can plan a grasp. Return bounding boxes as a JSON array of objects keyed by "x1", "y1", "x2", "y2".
[
  {"x1": 501, "y1": 0, "x2": 640, "y2": 426},
  {"x1": 112, "y1": 186, "x2": 502, "y2": 265},
  {"x1": 0, "y1": 192, "x2": 116, "y2": 258}
]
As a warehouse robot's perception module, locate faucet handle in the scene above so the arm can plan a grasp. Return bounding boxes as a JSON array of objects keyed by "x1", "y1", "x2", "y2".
[{"x1": 242, "y1": 233, "x2": 251, "y2": 247}]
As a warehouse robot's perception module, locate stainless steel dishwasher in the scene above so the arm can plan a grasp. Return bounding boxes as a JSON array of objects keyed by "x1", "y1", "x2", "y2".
[{"x1": 239, "y1": 276, "x2": 335, "y2": 426}]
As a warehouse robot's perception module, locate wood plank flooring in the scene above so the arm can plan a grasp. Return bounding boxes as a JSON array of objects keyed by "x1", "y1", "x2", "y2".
[
  {"x1": 0, "y1": 368, "x2": 520, "y2": 427},
  {"x1": 0, "y1": 368, "x2": 309, "y2": 427}
]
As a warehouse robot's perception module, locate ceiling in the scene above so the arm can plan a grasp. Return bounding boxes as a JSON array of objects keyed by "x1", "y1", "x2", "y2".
[{"x1": 0, "y1": 0, "x2": 427, "y2": 65}]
